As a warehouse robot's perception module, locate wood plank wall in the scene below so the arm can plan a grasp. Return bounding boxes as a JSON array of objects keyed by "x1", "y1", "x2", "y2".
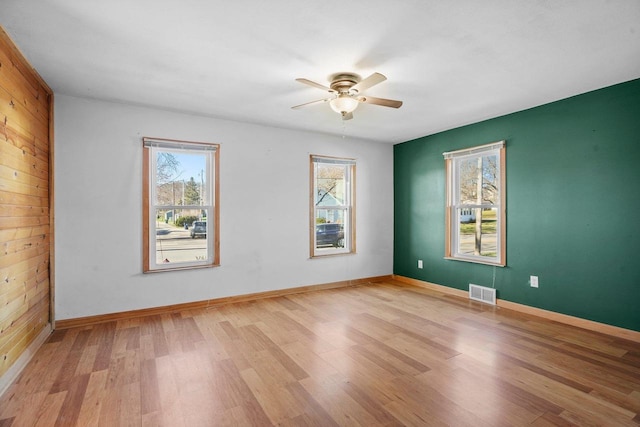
[{"x1": 0, "y1": 27, "x2": 53, "y2": 380}]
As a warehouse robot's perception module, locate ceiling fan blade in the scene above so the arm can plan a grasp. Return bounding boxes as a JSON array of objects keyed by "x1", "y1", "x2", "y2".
[
  {"x1": 357, "y1": 95, "x2": 403, "y2": 109},
  {"x1": 295, "y1": 78, "x2": 335, "y2": 92},
  {"x1": 342, "y1": 112, "x2": 353, "y2": 121},
  {"x1": 291, "y1": 98, "x2": 332, "y2": 109},
  {"x1": 351, "y1": 72, "x2": 386, "y2": 93}
]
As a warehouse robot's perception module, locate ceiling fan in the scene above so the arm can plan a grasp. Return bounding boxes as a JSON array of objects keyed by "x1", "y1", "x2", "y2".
[{"x1": 292, "y1": 72, "x2": 402, "y2": 120}]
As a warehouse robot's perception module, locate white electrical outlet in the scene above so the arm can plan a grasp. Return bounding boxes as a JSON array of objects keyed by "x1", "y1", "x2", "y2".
[
  {"x1": 530, "y1": 275, "x2": 539, "y2": 288},
  {"x1": 417, "y1": 260, "x2": 423, "y2": 269}
]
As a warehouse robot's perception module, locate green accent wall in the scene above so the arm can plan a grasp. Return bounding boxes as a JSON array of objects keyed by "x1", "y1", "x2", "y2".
[{"x1": 394, "y1": 78, "x2": 640, "y2": 332}]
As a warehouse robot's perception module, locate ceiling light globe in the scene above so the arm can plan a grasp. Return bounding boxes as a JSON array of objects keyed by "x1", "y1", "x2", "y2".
[{"x1": 329, "y1": 95, "x2": 359, "y2": 115}]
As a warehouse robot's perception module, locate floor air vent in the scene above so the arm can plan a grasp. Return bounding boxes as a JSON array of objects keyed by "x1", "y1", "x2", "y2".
[{"x1": 469, "y1": 284, "x2": 496, "y2": 305}]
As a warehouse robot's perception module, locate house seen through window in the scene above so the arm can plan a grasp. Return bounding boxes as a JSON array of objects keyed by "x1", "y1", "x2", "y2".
[{"x1": 311, "y1": 155, "x2": 356, "y2": 257}]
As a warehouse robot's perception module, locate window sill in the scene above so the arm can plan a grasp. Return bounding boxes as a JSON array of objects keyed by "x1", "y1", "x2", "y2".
[
  {"x1": 444, "y1": 256, "x2": 505, "y2": 267},
  {"x1": 310, "y1": 251, "x2": 356, "y2": 259},
  {"x1": 144, "y1": 263, "x2": 220, "y2": 273}
]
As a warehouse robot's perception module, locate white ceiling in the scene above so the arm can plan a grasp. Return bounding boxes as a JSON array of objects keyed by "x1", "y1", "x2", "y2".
[{"x1": 2, "y1": 1, "x2": 639, "y2": 144}]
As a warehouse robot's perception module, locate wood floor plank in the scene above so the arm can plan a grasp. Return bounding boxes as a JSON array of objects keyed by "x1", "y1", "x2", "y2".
[
  {"x1": 418, "y1": 366, "x2": 544, "y2": 425},
  {"x1": 53, "y1": 373, "x2": 90, "y2": 427},
  {"x1": 33, "y1": 391, "x2": 67, "y2": 427},
  {"x1": 278, "y1": 340, "x2": 342, "y2": 384},
  {"x1": 239, "y1": 367, "x2": 305, "y2": 424},
  {"x1": 298, "y1": 376, "x2": 388, "y2": 427},
  {"x1": 360, "y1": 341, "x2": 431, "y2": 375},
  {"x1": 449, "y1": 352, "x2": 566, "y2": 416},
  {"x1": 1, "y1": 280, "x2": 639, "y2": 425},
  {"x1": 90, "y1": 322, "x2": 116, "y2": 372},
  {"x1": 75, "y1": 369, "x2": 108, "y2": 427},
  {"x1": 531, "y1": 411, "x2": 578, "y2": 427},
  {"x1": 49, "y1": 330, "x2": 91, "y2": 394},
  {"x1": 139, "y1": 358, "x2": 160, "y2": 415},
  {"x1": 507, "y1": 364, "x2": 637, "y2": 425},
  {"x1": 154, "y1": 355, "x2": 186, "y2": 427},
  {"x1": 217, "y1": 358, "x2": 272, "y2": 426},
  {"x1": 285, "y1": 381, "x2": 340, "y2": 427}
]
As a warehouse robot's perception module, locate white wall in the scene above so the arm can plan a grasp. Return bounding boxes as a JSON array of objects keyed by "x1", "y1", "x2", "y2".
[{"x1": 54, "y1": 95, "x2": 394, "y2": 320}]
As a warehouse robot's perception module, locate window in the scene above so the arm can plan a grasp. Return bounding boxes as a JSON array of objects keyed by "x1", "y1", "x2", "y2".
[
  {"x1": 143, "y1": 137, "x2": 219, "y2": 272},
  {"x1": 310, "y1": 155, "x2": 356, "y2": 257},
  {"x1": 444, "y1": 141, "x2": 505, "y2": 266}
]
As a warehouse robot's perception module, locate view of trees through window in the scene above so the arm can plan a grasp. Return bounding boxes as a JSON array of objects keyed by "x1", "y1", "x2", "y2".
[
  {"x1": 155, "y1": 151, "x2": 207, "y2": 264},
  {"x1": 445, "y1": 141, "x2": 505, "y2": 266},
  {"x1": 312, "y1": 156, "x2": 354, "y2": 256},
  {"x1": 315, "y1": 164, "x2": 346, "y2": 224},
  {"x1": 147, "y1": 145, "x2": 215, "y2": 270},
  {"x1": 155, "y1": 152, "x2": 207, "y2": 208},
  {"x1": 457, "y1": 153, "x2": 499, "y2": 257}
]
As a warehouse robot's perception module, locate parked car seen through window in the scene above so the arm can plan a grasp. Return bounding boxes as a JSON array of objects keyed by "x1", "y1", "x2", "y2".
[
  {"x1": 191, "y1": 221, "x2": 207, "y2": 239},
  {"x1": 315, "y1": 223, "x2": 344, "y2": 247}
]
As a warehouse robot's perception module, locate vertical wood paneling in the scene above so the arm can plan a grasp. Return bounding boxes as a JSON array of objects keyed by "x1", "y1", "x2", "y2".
[{"x1": 0, "y1": 27, "x2": 52, "y2": 380}]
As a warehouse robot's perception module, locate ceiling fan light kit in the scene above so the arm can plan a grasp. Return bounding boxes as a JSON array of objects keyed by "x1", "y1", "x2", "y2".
[
  {"x1": 329, "y1": 94, "x2": 359, "y2": 115},
  {"x1": 293, "y1": 72, "x2": 402, "y2": 121}
]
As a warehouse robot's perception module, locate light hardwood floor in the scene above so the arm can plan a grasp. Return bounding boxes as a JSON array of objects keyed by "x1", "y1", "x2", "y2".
[{"x1": 1, "y1": 280, "x2": 639, "y2": 426}]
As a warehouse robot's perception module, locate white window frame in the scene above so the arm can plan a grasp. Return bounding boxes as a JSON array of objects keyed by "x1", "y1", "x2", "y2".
[
  {"x1": 310, "y1": 155, "x2": 356, "y2": 257},
  {"x1": 444, "y1": 141, "x2": 506, "y2": 266},
  {"x1": 143, "y1": 137, "x2": 220, "y2": 272}
]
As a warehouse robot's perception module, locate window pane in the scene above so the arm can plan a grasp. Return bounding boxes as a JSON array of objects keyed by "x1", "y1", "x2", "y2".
[
  {"x1": 481, "y1": 154, "x2": 499, "y2": 204},
  {"x1": 458, "y1": 157, "x2": 480, "y2": 205},
  {"x1": 444, "y1": 141, "x2": 504, "y2": 266},
  {"x1": 311, "y1": 155, "x2": 354, "y2": 257},
  {"x1": 458, "y1": 154, "x2": 499, "y2": 205},
  {"x1": 456, "y1": 207, "x2": 498, "y2": 258},
  {"x1": 154, "y1": 208, "x2": 209, "y2": 265},
  {"x1": 315, "y1": 209, "x2": 346, "y2": 249},
  {"x1": 155, "y1": 151, "x2": 208, "y2": 206},
  {"x1": 144, "y1": 138, "x2": 219, "y2": 272},
  {"x1": 315, "y1": 164, "x2": 347, "y2": 206}
]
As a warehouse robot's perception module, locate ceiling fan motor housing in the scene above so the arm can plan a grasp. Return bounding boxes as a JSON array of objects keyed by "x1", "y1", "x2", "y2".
[{"x1": 329, "y1": 73, "x2": 361, "y2": 94}]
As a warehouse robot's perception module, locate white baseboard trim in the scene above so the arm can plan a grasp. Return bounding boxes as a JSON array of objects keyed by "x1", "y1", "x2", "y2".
[
  {"x1": 392, "y1": 275, "x2": 640, "y2": 343},
  {"x1": 0, "y1": 323, "x2": 53, "y2": 397}
]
